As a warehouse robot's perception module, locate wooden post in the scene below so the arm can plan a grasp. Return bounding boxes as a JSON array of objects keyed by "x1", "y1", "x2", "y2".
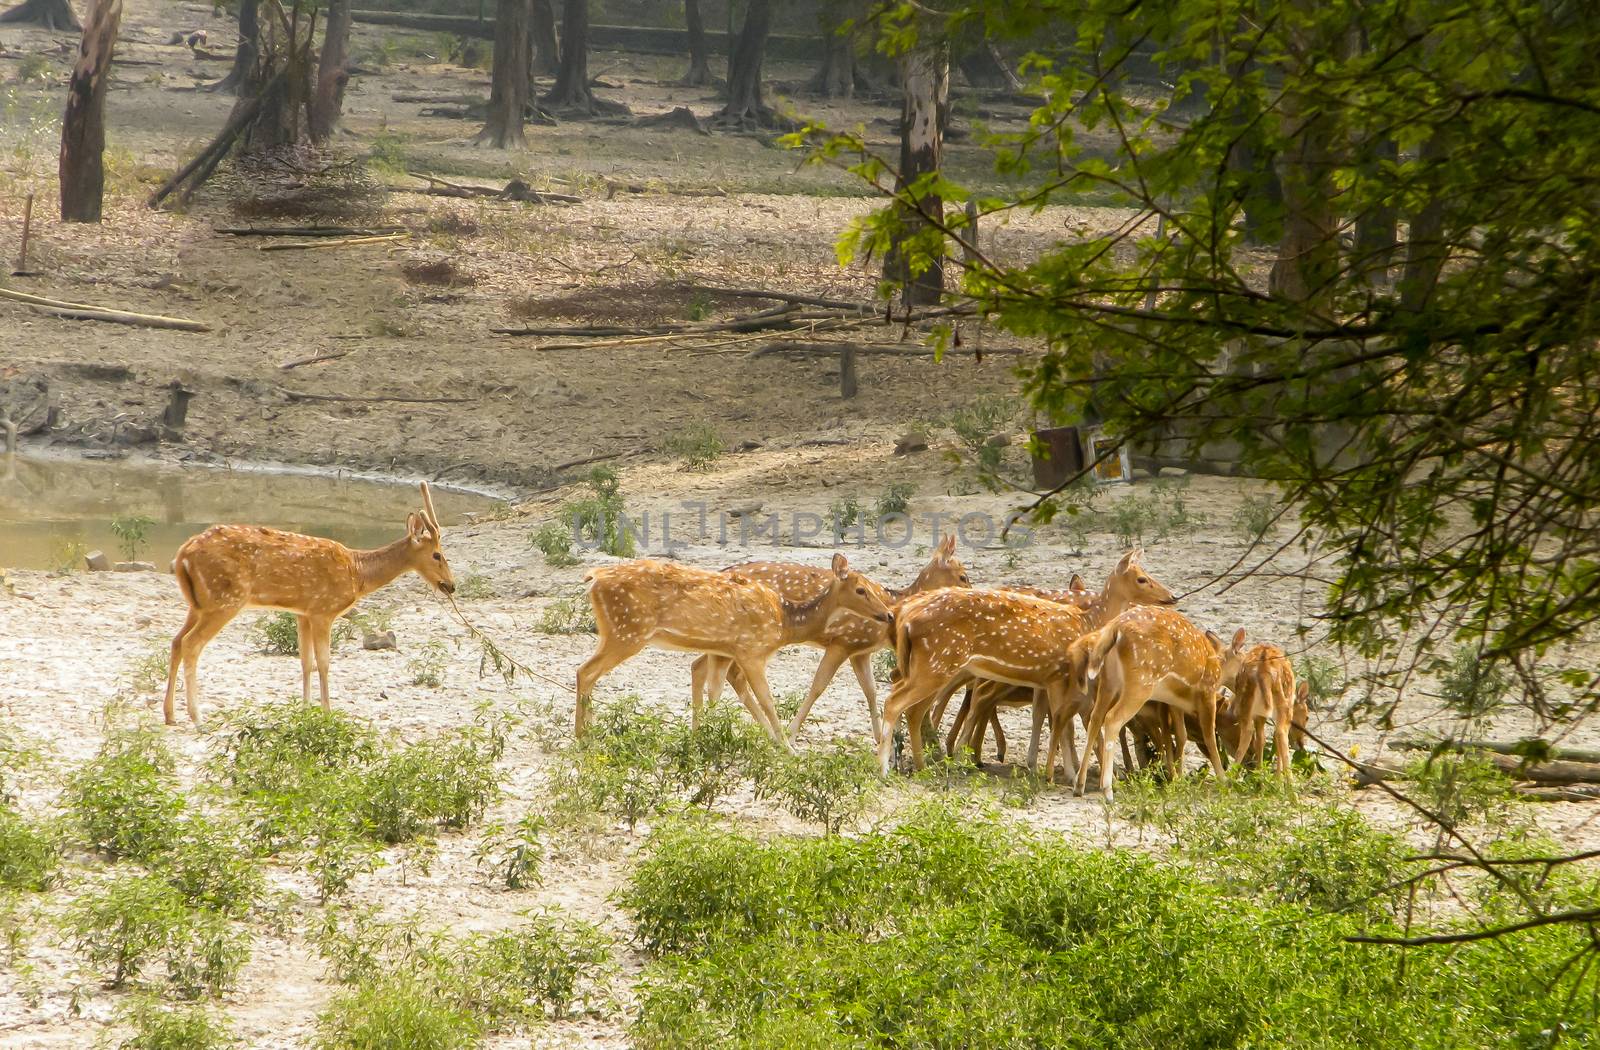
[
  {"x1": 58, "y1": 0, "x2": 123, "y2": 223},
  {"x1": 13, "y1": 193, "x2": 33, "y2": 274},
  {"x1": 162, "y1": 381, "x2": 196, "y2": 434},
  {"x1": 839, "y1": 343, "x2": 857, "y2": 399}
]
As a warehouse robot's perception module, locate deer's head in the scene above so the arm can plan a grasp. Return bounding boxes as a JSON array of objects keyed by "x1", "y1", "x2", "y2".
[
  {"x1": 905, "y1": 531, "x2": 970, "y2": 594},
  {"x1": 1209, "y1": 627, "x2": 1249, "y2": 685},
  {"x1": 1104, "y1": 549, "x2": 1177, "y2": 609},
  {"x1": 828, "y1": 552, "x2": 893, "y2": 624},
  {"x1": 407, "y1": 482, "x2": 457, "y2": 595}
]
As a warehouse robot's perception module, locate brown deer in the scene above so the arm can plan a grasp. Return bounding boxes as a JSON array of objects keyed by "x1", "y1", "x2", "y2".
[
  {"x1": 1071, "y1": 607, "x2": 1247, "y2": 801},
  {"x1": 873, "y1": 586, "x2": 1101, "y2": 778},
  {"x1": 163, "y1": 482, "x2": 456, "y2": 725},
  {"x1": 690, "y1": 532, "x2": 970, "y2": 743},
  {"x1": 1222, "y1": 640, "x2": 1310, "y2": 778},
  {"x1": 575, "y1": 553, "x2": 893, "y2": 745},
  {"x1": 939, "y1": 552, "x2": 1178, "y2": 770}
]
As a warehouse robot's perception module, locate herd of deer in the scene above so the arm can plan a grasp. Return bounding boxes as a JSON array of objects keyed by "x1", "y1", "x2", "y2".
[{"x1": 160, "y1": 483, "x2": 1309, "y2": 799}]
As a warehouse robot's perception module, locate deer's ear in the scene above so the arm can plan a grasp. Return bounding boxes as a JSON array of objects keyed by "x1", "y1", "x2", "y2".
[
  {"x1": 1204, "y1": 630, "x2": 1223, "y2": 651},
  {"x1": 1069, "y1": 572, "x2": 1085, "y2": 591},
  {"x1": 831, "y1": 552, "x2": 849, "y2": 578},
  {"x1": 1297, "y1": 680, "x2": 1311, "y2": 704},
  {"x1": 1115, "y1": 550, "x2": 1135, "y2": 572},
  {"x1": 406, "y1": 512, "x2": 422, "y2": 537},
  {"x1": 938, "y1": 533, "x2": 956, "y2": 560},
  {"x1": 1232, "y1": 628, "x2": 1247, "y2": 651}
]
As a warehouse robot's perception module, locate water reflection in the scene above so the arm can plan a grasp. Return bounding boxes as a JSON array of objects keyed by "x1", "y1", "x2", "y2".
[{"x1": 0, "y1": 453, "x2": 501, "y2": 571}]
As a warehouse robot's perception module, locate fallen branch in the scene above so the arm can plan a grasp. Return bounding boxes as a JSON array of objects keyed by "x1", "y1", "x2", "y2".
[
  {"x1": 216, "y1": 224, "x2": 405, "y2": 237},
  {"x1": 551, "y1": 445, "x2": 650, "y2": 472},
  {"x1": 280, "y1": 389, "x2": 473, "y2": 404},
  {"x1": 1394, "y1": 737, "x2": 1600, "y2": 765},
  {"x1": 278, "y1": 348, "x2": 356, "y2": 370},
  {"x1": 747, "y1": 339, "x2": 1025, "y2": 359},
  {"x1": 259, "y1": 232, "x2": 408, "y2": 251},
  {"x1": 0, "y1": 287, "x2": 210, "y2": 331},
  {"x1": 693, "y1": 284, "x2": 875, "y2": 311},
  {"x1": 148, "y1": 72, "x2": 284, "y2": 208},
  {"x1": 603, "y1": 178, "x2": 727, "y2": 199},
  {"x1": 405, "y1": 172, "x2": 581, "y2": 204}
]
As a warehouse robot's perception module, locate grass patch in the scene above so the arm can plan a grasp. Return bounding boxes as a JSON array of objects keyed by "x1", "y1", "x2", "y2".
[
  {"x1": 663, "y1": 423, "x2": 726, "y2": 471},
  {"x1": 622, "y1": 801, "x2": 1598, "y2": 1048},
  {"x1": 115, "y1": 996, "x2": 236, "y2": 1050}
]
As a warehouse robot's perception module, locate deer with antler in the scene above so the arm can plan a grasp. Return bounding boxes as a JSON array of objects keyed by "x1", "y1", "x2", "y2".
[
  {"x1": 1070, "y1": 606, "x2": 1248, "y2": 801},
  {"x1": 162, "y1": 482, "x2": 456, "y2": 725},
  {"x1": 575, "y1": 554, "x2": 893, "y2": 745},
  {"x1": 689, "y1": 533, "x2": 970, "y2": 744},
  {"x1": 934, "y1": 552, "x2": 1178, "y2": 771}
]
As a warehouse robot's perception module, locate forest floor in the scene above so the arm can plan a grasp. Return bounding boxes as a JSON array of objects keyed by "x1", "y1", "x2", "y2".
[{"x1": 3, "y1": 2, "x2": 1599, "y2": 1047}]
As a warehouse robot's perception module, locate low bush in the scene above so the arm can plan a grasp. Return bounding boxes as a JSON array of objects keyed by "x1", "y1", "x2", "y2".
[
  {"x1": 314, "y1": 978, "x2": 481, "y2": 1050},
  {"x1": 66, "y1": 872, "x2": 249, "y2": 995},
  {"x1": 313, "y1": 907, "x2": 614, "y2": 1042},
  {"x1": 560, "y1": 467, "x2": 633, "y2": 558},
  {"x1": 530, "y1": 521, "x2": 580, "y2": 567},
  {"x1": 0, "y1": 806, "x2": 59, "y2": 890},
  {"x1": 156, "y1": 814, "x2": 265, "y2": 917},
  {"x1": 754, "y1": 740, "x2": 879, "y2": 836},
  {"x1": 537, "y1": 593, "x2": 597, "y2": 635},
  {"x1": 664, "y1": 423, "x2": 726, "y2": 471},
  {"x1": 65, "y1": 728, "x2": 186, "y2": 861},
  {"x1": 407, "y1": 640, "x2": 449, "y2": 688},
  {"x1": 1232, "y1": 493, "x2": 1279, "y2": 543},
  {"x1": 473, "y1": 812, "x2": 546, "y2": 890},
  {"x1": 116, "y1": 997, "x2": 237, "y2": 1050},
  {"x1": 622, "y1": 803, "x2": 1596, "y2": 1049}
]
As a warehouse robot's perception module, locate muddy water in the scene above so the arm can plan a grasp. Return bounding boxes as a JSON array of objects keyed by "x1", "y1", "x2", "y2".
[{"x1": 0, "y1": 453, "x2": 503, "y2": 571}]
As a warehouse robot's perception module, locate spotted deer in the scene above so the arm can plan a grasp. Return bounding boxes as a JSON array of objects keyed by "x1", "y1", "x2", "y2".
[
  {"x1": 163, "y1": 482, "x2": 456, "y2": 725},
  {"x1": 575, "y1": 554, "x2": 893, "y2": 745},
  {"x1": 1072, "y1": 607, "x2": 1247, "y2": 801},
  {"x1": 939, "y1": 552, "x2": 1178, "y2": 771},
  {"x1": 690, "y1": 532, "x2": 970, "y2": 743}
]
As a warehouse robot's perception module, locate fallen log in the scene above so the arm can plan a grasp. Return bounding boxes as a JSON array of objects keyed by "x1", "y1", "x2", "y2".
[
  {"x1": 259, "y1": 233, "x2": 408, "y2": 251},
  {"x1": 1394, "y1": 737, "x2": 1600, "y2": 765},
  {"x1": 1350, "y1": 758, "x2": 1600, "y2": 800},
  {"x1": 405, "y1": 172, "x2": 580, "y2": 204},
  {"x1": 279, "y1": 348, "x2": 356, "y2": 370},
  {"x1": 280, "y1": 389, "x2": 474, "y2": 404},
  {"x1": 216, "y1": 224, "x2": 404, "y2": 237},
  {"x1": 747, "y1": 339, "x2": 1026, "y2": 359},
  {"x1": 0, "y1": 287, "x2": 210, "y2": 331}
]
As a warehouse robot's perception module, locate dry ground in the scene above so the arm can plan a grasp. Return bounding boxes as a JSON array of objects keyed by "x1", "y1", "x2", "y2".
[{"x1": 2, "y1": 3, "x2": 1599, "y2": 1046}]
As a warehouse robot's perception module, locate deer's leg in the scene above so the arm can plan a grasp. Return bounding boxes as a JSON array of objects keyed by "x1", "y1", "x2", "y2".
[
  {"x1": 296, "y1": 615, "x2": 314, "y2": 704},
  {"x1": 944, "y1": 687, "x2": 973, "y2": 758},
  {"x1": 1168, "y1": 709, "x2": 1188, "y2": 781},
  {"x1": 877, "y1": 671, "x2": 943, "y2": 775},
  {"x1": 847, "y1": 652, "x2": 882, "y2": 745},
  {"x1": 310, "y1": 617, "x2": 334, "y2": 710},
  {"x1": 164, "y1": 608, "x2": 200, "y2": 726},
  {"x1": 730, "y1": 658, "x2": 788, "y2": 748},
  {"x1": 788, "y1": 646, "x2": 850, "y2": 740},
  {"x1": 1043, "y1": 684, "x2": 1075, "y2": 784},
  {"x1": 575, "y1": 634, "x2": 645, "y2": 735},
  {"x1": 989, "y1": 711, "x2": 1007, "y2": 765},
  {"x1": 178, "y1": 607, "x2": 239, "y2": 725},
  {"x1": 689, "y1": 655, "x2": 709, "y2": 727},
  {"x1": 1195, "y1": 692, "x2": 1226, "y2": 780}
]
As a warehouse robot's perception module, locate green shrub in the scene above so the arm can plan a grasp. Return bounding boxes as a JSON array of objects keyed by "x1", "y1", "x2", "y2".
[
  {"x1": 251, "y1": 612, "x2": 301, "y2": 655},
  {"x1": 66, "y1": 873, "x2": 249, "y2": 994},
  {"x1": 623, "y1": 805, "x2": 1595, "y2": 1049},
  {"x1": 1232, "y1": 493, "x2": 1279, "y2": 543},
  {"x1": 452, "y1": 573, "x2": 494, "y2": 600},
  {"x1": 297, "y1": 814, "x2": 381, "y2": 903},
  {"x1": 211, "y1": 701, "x2": 381, "y2": 797},
  {"x1": 407, "y1": 640, "x2": 449, "y2": 688},
  {"x1": 561, "y1": 467, "x2": 633, "y2": 557},
  {"x1": 473, "y1": 812, "x2": 546, "y2": 890},
  {"x1": 116, "y1": 997, "x2": 236, "y2": 1050},
  {"x1": 128, "y1": 643, "x2": 172, "y2": 694},
  {"x1": 1435, "y1": 645, "x2": 1513, "y2": 724},
  {"x1": 1293, "y1": 652, "x2": 1344, "y2": 708},
  {"x1": 875, "y1": 481, "x2": 914, "y2": 518},
  {"x1": 65, "y1": 729, "x2": 185, "y2": 861},
  {"x1": 313, "y1": 908, "x2": 614, "y2": 1038},
  {"x1": 664, "y1": 423, "x2": 726, "y2": 471},
  {"x1": 665, "y1": 702, "x2": 771, "y2": 808},
  {"x1": 755, "y1": 741, "x2": 879, "y2": 835},
  {"x1": 314, "y1": 978, "x2": 481, "y2": 1050},
  {"x1": 0, "y1": 806, "x2": 59, "y2": 890},
  {"x1": 530, "y1": 521, "x2": 580, "y2": 567},
  {"x1": 537, "y1": 592, "x2": 598, "y2": 634},
  {"x1": 549, "y1": 697, "x2": 679, "y2": 831},
  {"x1": 156, "y1": 814, "x2": 264, "y2": 917},
  {"x1": 945, "y1": 394, "x2": 1018, "y2": 488},
  {"x1": 828, "y1": 496, "x2": 862, "y2": 536},
  {"x1": 110, "y1": 513, "x2": 155, "y2": 561},
  {"x1": 1405, "y1": 751, "x2": 1519, "y2": 830}
]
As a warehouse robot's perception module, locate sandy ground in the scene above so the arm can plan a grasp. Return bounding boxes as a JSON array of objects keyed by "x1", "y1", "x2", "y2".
[{"x1": 3, "y1": 2, "x2": 1599, "y2": 1046}]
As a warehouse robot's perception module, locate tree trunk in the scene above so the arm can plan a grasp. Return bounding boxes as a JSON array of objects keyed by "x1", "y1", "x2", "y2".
[
  {"x1": 309, "y1": 0, "x2": 351, "y2": 142},
  {"x1": 883, "y1": 45, "x2": 940, "y2": 307},
  {"x1": 0, "y1": 0, "x2": 80, "y2": 30},
  {"x1": 530, "y1": 0, "x2": 557, "y2": 77},
  {"x1": 1353, "y1": 134, "x2": 1398, "y2": 286},
  {"x1": 678, "y1": 0, "x2": 710, "y2": 86},
  {"x1": 718, "y1": 0, "x2": 774, "y2": 126},
  {"x1": 544, "y1": 0, "x2": 589, "y2": 108},
  {"x1": 1399, "y1": 130, "x2": 1448, "y2": 312},
  {"x1": 210, "y1": 0, "x2": 258, "y2": 94},
  {"x1": 954, "y1": 42, "x2": 1015, "y2": 90},
  {"x1": 1267, "y1": 12, "x2": 1338, "y2": 306},
  {"x1": 476, "y1": 0, "x2": 529, "y2": 148},
  {"x1": 58, "y1": 0, "x2": 120, "y2": 223},
  {"x1": 808, "y1": 16, "x2": 853, "y2": 97},
  {"x1": 885, "y1": 43, "x2": 948, "y2": 308}
]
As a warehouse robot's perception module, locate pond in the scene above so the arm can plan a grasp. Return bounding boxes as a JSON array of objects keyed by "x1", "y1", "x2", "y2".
[{"x1": 0, "y1": 453, "x2": 504, "y2": 572}]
